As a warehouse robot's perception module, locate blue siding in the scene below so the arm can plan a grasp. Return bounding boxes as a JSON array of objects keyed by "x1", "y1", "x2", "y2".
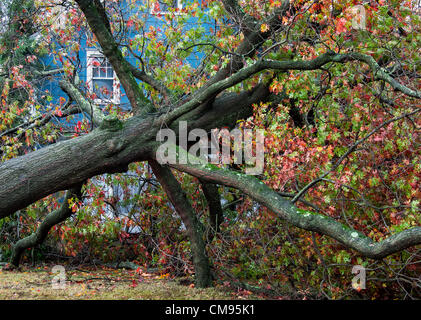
[{"x1": 41, "y1": 0, "x2": 210, "y2": 118}]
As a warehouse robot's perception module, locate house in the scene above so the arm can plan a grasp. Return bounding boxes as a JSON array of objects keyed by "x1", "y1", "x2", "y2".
[{"x1": 32, "y1": 0, "x2": 215, "y2": 224}]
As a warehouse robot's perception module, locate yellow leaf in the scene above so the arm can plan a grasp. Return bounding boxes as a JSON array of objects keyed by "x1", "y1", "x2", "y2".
[{"x1": 260, "y1": 24, "x2": 269, "y2": 33}]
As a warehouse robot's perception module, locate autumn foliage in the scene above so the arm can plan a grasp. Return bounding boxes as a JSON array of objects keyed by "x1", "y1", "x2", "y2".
[{"x1": 0, "y1": 0, "x2": 420, "y2": 299}]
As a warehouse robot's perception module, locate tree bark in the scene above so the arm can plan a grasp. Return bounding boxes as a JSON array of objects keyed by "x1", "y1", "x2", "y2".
[
  {"x1": 149, "y1": 160, "x2": 212, "y2": 288},
  {"x1": 200, "y1": 180, "x2": 224, "y2": 241},
  {"x1": 0, "y1": 85, "x2": 269, "y2": 219},
  {"x1": 9, "y1": 185, "x2": 83, "y2": 267},
  {"x1": 1, "y1": 0, "x2": 420, "y2": 267}
]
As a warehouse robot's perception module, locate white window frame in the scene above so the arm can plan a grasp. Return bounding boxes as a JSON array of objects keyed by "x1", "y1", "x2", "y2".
[
  {"x1": 86, "y1": 50, "x2": 121, "y2": 105},
  {"x1": 150, "y1": 0, "x2": 183, "y2": 15}
]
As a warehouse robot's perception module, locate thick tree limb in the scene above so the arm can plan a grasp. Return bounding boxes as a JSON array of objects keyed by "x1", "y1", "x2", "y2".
[
  {"x1": 332, "y1": 53, "x2": 421, "y2": 99},
  {"x1": 222, "y1": 0, "x2": 248, "y2": 25},
  {"x1": 2, "y1": 45, "x2": 418, "y2": 224},
  {"x1": 292, "y1": 108, "x2": 421, "y2": 203},
  {"x1": 59, "y1": 79, "x2": 104, "y2": 126},
  {"x1": 0, "y1": 87, "x2": 267, "y2": 218},
  {"x1": 9, "y1": 184, "x2": 83, "y2": 267},
  {"x1": 149, "y1": 160, "x2": 212, "y2": 287},
  {"x1": 165, "y1": 146, "x2": 421, "y2": 260},
  {"x1": 197, "y1": 0, "x2": 290, "y2": 92},
  {"x1": 200, "y1": 180, "x2": 224, "y2": 241},
  {"x1": 0, "y1": 115, "x2": 153, "y2": 218},
  {"x1": 164, "y1": 51, "x2": 421, "y2": 123}
]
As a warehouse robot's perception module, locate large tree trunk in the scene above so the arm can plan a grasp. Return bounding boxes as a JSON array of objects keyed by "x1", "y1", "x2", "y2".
[
  {"x1": 1, "y1": 0, "x2": 420, "y2": 279},
  {"x1": 0, "y1": 116, "x2": 153, "y2": 218},
  {"x1": 0, "y1": 86, "x2": 268, "y2": 219}
]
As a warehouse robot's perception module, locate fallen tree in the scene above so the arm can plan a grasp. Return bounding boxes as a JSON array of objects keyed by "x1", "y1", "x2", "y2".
[{"x1": 0, "y1": 0, "x2": 420, "y2": 290}]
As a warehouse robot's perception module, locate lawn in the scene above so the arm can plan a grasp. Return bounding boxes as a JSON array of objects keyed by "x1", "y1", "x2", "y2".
[{"x1": 0, "y1": 264, "x2": 262, "y2": 300}]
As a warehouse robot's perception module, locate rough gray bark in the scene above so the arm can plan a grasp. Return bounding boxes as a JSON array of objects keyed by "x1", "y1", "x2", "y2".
[{"x1": 0, "y1": 85, "x2": 269, "y2": 218}]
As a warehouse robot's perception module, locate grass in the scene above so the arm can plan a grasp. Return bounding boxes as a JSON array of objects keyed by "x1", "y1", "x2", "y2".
[{"x1": 0, "y1": 263, "x2": 262, "y2": 300}]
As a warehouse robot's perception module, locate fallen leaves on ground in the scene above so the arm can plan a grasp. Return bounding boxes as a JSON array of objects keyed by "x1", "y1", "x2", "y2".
[{"x1": 0, "y1": 263, "x2": 263, "y2": 300}]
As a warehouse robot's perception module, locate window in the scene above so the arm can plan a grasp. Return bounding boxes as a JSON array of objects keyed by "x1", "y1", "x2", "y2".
[
  {"x1": 150, "y1": 0, "x2": 183, "y2": 15},
  {"x1": 86, "y1": 50, "x2": 120, "y2": 105}
]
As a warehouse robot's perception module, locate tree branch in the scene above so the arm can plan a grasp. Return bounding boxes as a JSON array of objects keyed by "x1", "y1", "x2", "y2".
[
  {"x1": 149, "y1": 160, "x2": 212, "y2": 287},
  {"x1": 127, "y1": 62, "x2": 171, "y2": 103},
  {"x1": 59, "y1": 79, "x2": 104, "y2": 126},
  {"x1": 197, "y1": 0, "x2": 290, "y2": 92},
  {"x1": 164, "y1": 145, "x2": 421, "y2": 260},
  {"x1": 75, "y1": 0, "x2": 154, "y2": 114},
  {"x1": 200, "y1": 180, "x2": 224, "y2": 241},
  {"x1": 163, "y1": 51, "x2": 421, "y2": 124},
  {"x1": 9, "y1": 184, "x2": 83, "y2": 267}
]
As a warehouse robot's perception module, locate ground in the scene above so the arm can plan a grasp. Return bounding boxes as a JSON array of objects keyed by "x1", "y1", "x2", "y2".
[{"x1": 0, "y1": 263, "x2": 263, "y2": 300}]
